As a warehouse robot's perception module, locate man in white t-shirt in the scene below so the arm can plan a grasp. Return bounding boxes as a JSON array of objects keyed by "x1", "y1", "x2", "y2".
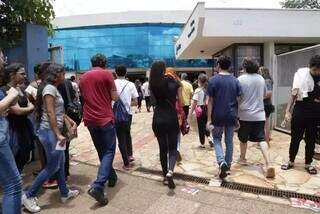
[
  {"x1": 142, "y1": 79, "x2": 151, "y2": 112},
  {"x1": 114, "y1": 65, "x2": 138, "y2": 170}
]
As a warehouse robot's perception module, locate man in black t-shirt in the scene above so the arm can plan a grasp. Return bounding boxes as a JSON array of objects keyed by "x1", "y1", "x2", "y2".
[{"x1": 281, "y1": 55, "x2": 320, "y2": 175}]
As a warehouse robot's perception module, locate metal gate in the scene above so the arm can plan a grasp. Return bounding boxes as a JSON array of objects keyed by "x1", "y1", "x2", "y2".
[{"x1": 274, "y1": 45, "x2": 320, "y2": 132}]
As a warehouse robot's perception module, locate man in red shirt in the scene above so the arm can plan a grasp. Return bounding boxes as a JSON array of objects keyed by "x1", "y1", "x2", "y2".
[{"x1": 79, "y1": 53, "x2": 118, "y2": 205}]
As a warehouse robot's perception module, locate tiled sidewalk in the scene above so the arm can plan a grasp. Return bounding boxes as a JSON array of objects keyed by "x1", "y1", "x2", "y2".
[{"x1": 70, "y1": 108, "x2": 320, "y2": 198}]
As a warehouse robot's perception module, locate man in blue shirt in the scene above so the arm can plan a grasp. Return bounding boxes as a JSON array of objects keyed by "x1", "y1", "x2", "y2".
[{"x1": 207, "y1": 56, "x2": 241, "y2": 179}]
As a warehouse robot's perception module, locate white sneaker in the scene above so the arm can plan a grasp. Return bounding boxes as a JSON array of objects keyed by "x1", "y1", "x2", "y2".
[
  {"x1": 61, "y1": 189, "x2": 80, "y2": 203},
  {"x1": 22, "y1": 194, "x2": 41, "y2": 213}
]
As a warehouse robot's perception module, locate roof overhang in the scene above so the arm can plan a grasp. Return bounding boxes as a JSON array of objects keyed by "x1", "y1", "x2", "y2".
[{"x1": 175, "y1": 2, "x2": 320, "y2": 59}]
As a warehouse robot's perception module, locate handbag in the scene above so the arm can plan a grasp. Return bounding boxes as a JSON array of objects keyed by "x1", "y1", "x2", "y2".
[
  {"x1": 63, "y1": 117, "x2": 76, "y2": 141},
  {"x1": 167, "y1": 99, "x2": 190, "y2": 136},
  {"x1": 65, "y1": 81, "x2": 82, "y2": 126},
  {"x1": 195, "y1": 105, "x2": 203, "y2": 118}
]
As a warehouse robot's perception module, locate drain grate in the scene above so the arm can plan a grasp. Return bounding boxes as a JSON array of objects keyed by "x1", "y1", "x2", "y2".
[
  {"x1": 135, "y1": 167, "x2": 320, "y2": 202},
  {"x1": 221, "y1": 181, "x2": 320, "y2": 202}
]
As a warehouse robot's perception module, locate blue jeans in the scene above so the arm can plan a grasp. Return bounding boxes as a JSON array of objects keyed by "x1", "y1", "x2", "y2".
[
  {"x1": 212, "y1": 126, "x2": 234, "y2": 167},
  {"x1": 88, "y1": 122, "x2": 116, "y2": 190},
  {"x1": 0, "y1": 118, "x2": 22, "y2": 214},
  {"x1": 26, "y1": 128, "x2": 68, "y2": 198}
]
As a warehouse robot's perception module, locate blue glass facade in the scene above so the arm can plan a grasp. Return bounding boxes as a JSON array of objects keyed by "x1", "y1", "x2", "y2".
[{"x1": 49, "y1": 24, "x2": 213, "y2": 71}]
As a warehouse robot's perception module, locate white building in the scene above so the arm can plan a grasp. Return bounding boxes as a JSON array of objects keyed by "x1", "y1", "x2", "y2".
[{"x1": 175, "y1": 2, "x2": 320, "y2": 75}]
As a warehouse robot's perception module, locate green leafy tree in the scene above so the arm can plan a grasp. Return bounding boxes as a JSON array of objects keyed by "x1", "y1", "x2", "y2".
[
  {"x1": 280, "y1": 0, "x2": 320, "y2": 9},
  {"x1": 0, "y1": 0, "x2": 55, "y2": 48}
]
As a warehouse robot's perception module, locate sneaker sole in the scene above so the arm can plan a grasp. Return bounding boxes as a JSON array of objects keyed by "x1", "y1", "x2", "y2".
[
  {"x1": 88, "y1": 189, "x2": 108, "y2": 206},
  {"x1": 166, "y1": 175, "x2": 176, "y2": 189}
]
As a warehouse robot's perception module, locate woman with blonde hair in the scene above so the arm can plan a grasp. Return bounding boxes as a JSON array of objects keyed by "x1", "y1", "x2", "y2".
[{"x1": 259, "y1": 67, "x2": 274, "y2": 146}]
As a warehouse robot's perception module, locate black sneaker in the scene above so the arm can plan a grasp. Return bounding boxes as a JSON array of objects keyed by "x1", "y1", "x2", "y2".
[
  {"x1": 108, "y1": 171, "x2": 118, "y2": 187},
  {"x1": 88, "y1": 187, "x2": 108, "y2": 206},
  {"x1": 166, "y1": 171, "x2": 176, "y2": 189},
  {"x1": 219, "y1": 163, "x2": 228, "y2": 180}
]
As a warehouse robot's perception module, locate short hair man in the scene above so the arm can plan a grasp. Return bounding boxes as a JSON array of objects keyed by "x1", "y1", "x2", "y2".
[
  {"x1": 114, "y1": 65, "x2": 138, "y2": 169},
  {"x1": 281, "y1": 55, "x2": 320, "y2": 174},
  {"x1": 180, "y1": 73, "x2": 193, "y2": 118},
  {"x1": 237, "y1": 58, "x2": 275, "y2": 178},
  {"x1": 207, "y1": 56, "x2": 242, "y2": 179},
  {"x1": 79, "y1": 53, "x2": 119, "y2": 205}
]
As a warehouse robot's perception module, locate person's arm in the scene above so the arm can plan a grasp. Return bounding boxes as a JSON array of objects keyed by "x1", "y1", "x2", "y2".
[
  {"x1": 64, "y1": 114, "x2": 77, "y2": 137},
  {"x1": 206, "y1": 96, "x2": 213, "y2": 130},
  {"x1": 9, "y1": 101, "x2": 34, "y2": 115},
  {"x1": 282, "y1": 92, "x2": 297, "y2": 125},
  {"x1": 190, "y1": 99, "x2": 197, "y2": 116},
  {"x1": 0, "y1": 87, "x2": 19, "y2": 113},
  {"x1": 131, "y1": 84, "x2": 139, "y2": 106},
  {"x1": 44, "y1": 94, "x2": 66, "y2": 144}
]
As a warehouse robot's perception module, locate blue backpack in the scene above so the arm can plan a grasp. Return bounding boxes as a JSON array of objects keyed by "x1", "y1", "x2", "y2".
[{"x1": 113, "y1": 82, "x2": 129, "y2": 123}]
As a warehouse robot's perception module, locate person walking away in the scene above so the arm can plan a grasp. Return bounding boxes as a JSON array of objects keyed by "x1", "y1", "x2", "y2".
[
  {"x1": 135, "y1": 79, "x2": 143, "y2": 113},
  {"x1": 142, "y1": 78, "x2": 151, "y2": 112},
  {"x1": 281, "y1": 55, "x2": 320, "y2": 175},
  {"x1": 190, "y1": 74, "x2": 213, "y2": 148},
  {"x1": 180, "y1": 73, "x2": 193, "y2": 118},
  {"x1": 3, "y1": 63, "x2": 34, "y2": 173},
  {"x1": 237, "y1": 59, "x2": 275, "y2": 178},
  {"x1": 0, "y1": 48, "x2": 22, "y2": 214},
  {"x1": 150, "y1": 61, "x2": 181, "y2": 189},
  {"x1": 23, "y1": 63, "x2": 79, "y2": 213},
  {"x1": 207, "y1": 56, "x2": 241, "y2": 179},
  {"x1": 114, "y1": 65, "x2": 138, "y2": 169},
  {"x1": 79, "y1": 53, "x2": 119, "y2": 205},
  {"x1": 259, "y1": 67, "x2": 274, "y2": 147}
]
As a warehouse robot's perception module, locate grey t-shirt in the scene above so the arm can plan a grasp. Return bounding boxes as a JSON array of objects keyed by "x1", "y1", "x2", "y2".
[
  {"x1": 238, "y1": 74, "x2": 266, "y2": 121},
  {"x1": 40, "y1": 84, "x2": 65, "y2": 129}
]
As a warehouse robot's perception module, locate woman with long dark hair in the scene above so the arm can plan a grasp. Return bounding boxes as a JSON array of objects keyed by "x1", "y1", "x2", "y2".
[
  {"x1": 190, "y1": 74, "x2": 213, "y2": 148},
  {"x1": 149, "y1": 61, "x2": 181, "y2": 189},
  {"x1": 23, "y1": 63, "x2": 79, "y2": 213},
  {"x1": 3, "y1": 63, "x2": 35, "y2": 173}
]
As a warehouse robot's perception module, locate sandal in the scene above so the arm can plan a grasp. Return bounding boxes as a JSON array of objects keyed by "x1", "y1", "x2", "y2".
[
  {"x1": 281, "y1": 162, "x2": 294, "y2": 170},
  {"x1": 305, "y1": 165, "x2": 317, "y2": 175}
]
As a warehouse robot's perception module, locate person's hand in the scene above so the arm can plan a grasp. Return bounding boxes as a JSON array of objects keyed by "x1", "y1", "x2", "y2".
[
  {"x1": 57, "y1": 134, "x2": 67, "y2": 146},
  {"x1": 27, "y1": 102, "x2": 34, "y2": 112},
  {"x1": 281, "y1": 112, "x2": 291, "y2": 127},
  {"x1": 206, "y1": 121, "x2": 213, "y2": 131}
]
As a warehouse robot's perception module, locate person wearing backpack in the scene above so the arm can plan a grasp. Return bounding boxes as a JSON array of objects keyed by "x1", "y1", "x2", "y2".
[{"x1": 114, "y1": 65, "x2": 138, "y2": 170}]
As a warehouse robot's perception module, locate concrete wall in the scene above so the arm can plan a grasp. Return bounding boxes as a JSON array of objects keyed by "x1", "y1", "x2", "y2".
[
  {"x1": 24, "y1": 24, "x2": 49, "y2": 80},
  {"x1": 4, "y1": 24, "x2": 48, "y2": 81},
  {"x1": 203, "y1": 8, "x2": 320, "y2": 38}
]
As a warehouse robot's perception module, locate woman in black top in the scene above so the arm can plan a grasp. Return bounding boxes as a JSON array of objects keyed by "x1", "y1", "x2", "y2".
[
  {"x1": 149, "y1": 61, "x2": 181, "y2": 189},
  {"x1": 3, "y1": 63, "x2": 35, "y2": 173}
]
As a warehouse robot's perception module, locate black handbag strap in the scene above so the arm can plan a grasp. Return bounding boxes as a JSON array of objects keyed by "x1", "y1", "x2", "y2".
[{"x1": 64, "y1": 81, "x2": 72, "y2": 105}]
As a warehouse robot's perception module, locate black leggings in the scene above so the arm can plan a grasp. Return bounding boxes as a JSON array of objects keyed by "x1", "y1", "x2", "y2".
[
  {"x1": 289, "y1": 113, "x2": 317, "y2": 165},
  {"x1": 115, "y1": 115, "x2": 133, "y2": 166},
  {"x1": 154, "y1": 129, "x2": 178, "y2": 177},
  {"x1": 138, "y1": 97, "x2": 143, "y2": 109},
  {"x1": 196, "y1": 112, "x2": 210, "y2": 145}
]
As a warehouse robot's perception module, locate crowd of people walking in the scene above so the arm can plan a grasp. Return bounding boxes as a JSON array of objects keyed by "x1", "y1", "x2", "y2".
[{"x1": 1, "y1": 48, "x2": 320, "y2": 213}]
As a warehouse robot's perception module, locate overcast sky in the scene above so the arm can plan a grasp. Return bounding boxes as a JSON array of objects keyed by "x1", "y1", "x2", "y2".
[{"x1": 53, "y1": 0, "x2": 282, "y2": 17}]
